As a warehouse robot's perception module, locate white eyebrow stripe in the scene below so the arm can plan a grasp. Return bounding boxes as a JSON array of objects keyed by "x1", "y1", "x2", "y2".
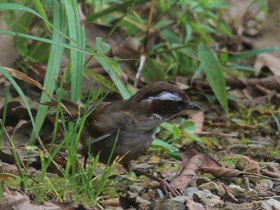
[{"x1": 144, "y1": 91, "x2": 182, "y2": 102}]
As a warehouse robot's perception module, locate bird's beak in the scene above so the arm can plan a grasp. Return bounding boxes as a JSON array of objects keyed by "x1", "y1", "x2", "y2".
[{"x1": 186, "y1": 102, "x2": 201, "y2": 111}]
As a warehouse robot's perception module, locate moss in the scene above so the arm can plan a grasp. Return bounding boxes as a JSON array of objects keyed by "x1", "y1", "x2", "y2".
[
  {"x1": 239, "y1": 138, "x2": 250, "y2": 144},
  {"x1": 219, "y1": 154, "x2": 242, "y2": 168},
  {"x1": 101, "y1": 180, "x2": 122, "y2": 199},
  {"x1": 2, "y1": 174, "x2": 68, "y2": 204},
  {"x1": 235, "y1": 178, "x2": 243, "y2": 186}
]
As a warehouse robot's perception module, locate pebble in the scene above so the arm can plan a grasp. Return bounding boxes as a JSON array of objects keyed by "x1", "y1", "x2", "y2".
[
  {"x1": 198, "y1": 181, "x2": 218, "y2": 194},
  {"x1": 255, "y1": 179, "x2": 274, "y2": 191},
  {"x1": 255, "y1": 198, "x2": 280, "y2": 210},
  {"x1": 183, "y1": 187, "x2": 200, "y2": 199},
  {"x1": 228, "y1": 184, "x2": 245, "y2": 196},
  {"x1": 193, "y1": 189, "x2": 223, "y2": 207}
]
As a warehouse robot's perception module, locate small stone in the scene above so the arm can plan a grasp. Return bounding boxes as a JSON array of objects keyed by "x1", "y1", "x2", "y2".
[
  {"x1": 136, "y1": 196, "x2": 151, "y2": 206},
  {"x1": 103, "y1": 198, "x2": 120, "y2": 206},
  {"x1": 193, "y1": 189, "x2": 222, "y2": 207},
  {"x1": 183, "y1": 187, "x2": 200, "y2": 199},
  {"x1": 224, "y1": 202, "x2": 255, "y2": 210},
  {"x1": 129, "y1": 185, "x2": 145, "y2": 194},
  {"x1": 134, "y1": 163, "x2": 153, "y2": 170},
  {"x1": 235, "y1": 155, "x2": 260, "y2": 174},
  {"x1": 141, "y1": 192, "x2": 151, "y2": 201},
  {"x1": 143, "y1": 180, "x2": 159, "y2": 189},
  {"x1": 186, "y1": 199, "x2": 206, "y2": 210},
  {"x1": 255, "y1": 179, "x2": 274, "y2": 192},
  {"x1": 241, "y1": 177, "x2": 251, "y2": 191},
  {"x1": 151, "y1": 197, "x2": 186, "y2": 210},
  {"x1": 243, "y1": 189, "x2": 257, "y2": 197},
  {"x1": 227, "y1": 144, "x2": 248, "y2": 154},
  {"x1": 255, "y1": 198, "x2": 280, "y2": 210},
  {"x1": 196, "y1": 177, "x2": 211, "y2": 186},
  {"x1": 258, "y1": 162, "x2": 280, "y2": 168},
  {"x1": 172, "y1": 196, "x2": 187, "y2": 203},
  {"x1": 228, "y1": 184, "x2": 245, "y2": 196},
  {"x1": 198, "y1": 182, "x2": 218, "y2": 194},
  {"x1": 273, "y1": 185, "x2": 280, "y2": 193},
  {"x1": 216, "y1": 183, "x2": 226, "y2": 197}
]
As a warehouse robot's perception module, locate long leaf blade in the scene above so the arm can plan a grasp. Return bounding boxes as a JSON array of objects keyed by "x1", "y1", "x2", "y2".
[{"x1": 198, "y1": 43, "x2": 228, "y2": 113}]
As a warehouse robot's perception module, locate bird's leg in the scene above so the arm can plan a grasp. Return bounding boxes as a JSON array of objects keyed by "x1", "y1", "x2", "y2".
[{"x1": 123, "y1": 162, "x2": 181, "y2": 196}]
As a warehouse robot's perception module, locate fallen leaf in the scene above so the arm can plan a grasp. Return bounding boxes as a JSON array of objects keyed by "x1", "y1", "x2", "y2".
[
  {"x1": 235, "y1": 155, "x2": 260, "y2": 174},
  {"x1": 171, "y1": 154, "x2": 204, "y2": 191},
  {"x1": 188, "y1": 111, "x2": 204, "y2": 135},
  {"x1": 254, "y1": 53, "x2": 280, "y2": 76},
  {"x1": 0, "y1": 17, "x2": 19, "y2": 67}
]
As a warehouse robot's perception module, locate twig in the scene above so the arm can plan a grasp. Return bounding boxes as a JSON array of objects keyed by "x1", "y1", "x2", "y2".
[{"x1": 134, "y1": 0, "x2": 156, "y2": 87}]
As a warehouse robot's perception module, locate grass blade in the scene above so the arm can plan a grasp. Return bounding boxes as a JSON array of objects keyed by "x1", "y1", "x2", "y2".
[
  {"x1": 62, "y1": 0, "x2": 85, "y2": 103},
  {"x1": 198, "y1": 43, "x2": 228, "y2": 113},
  {"x1": 95, "y1": 38, "x2": 131, "y2": 99},
  {"x1": 229, "y1": 47, "x2": 280, "y2": 62},
  {"x1": 87, "y1": 0, "x2": 149, "y2": 21},
  {"x1": 31, "y1": 0, "x2": 66, "y2": 144},
  {"x1": 0, "y1": 66, "x2": 38, "y2": 136},
  {"x1": 32, "y1": 0, "x2": 52, "y2": 32}
]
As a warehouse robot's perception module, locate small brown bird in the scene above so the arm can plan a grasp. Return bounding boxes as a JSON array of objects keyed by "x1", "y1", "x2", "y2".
[{"x1": 45, "y1": 82, "x2": 201, "y2": 195}]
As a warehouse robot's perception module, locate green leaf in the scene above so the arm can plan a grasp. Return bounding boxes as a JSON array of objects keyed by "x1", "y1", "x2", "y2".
[
  {"x1": 167, "y1": 151, "x2": 182, "y2": 160},
  {"x1": 229, "y1": 47, "x2": 280, "y2": 62},
  {"x1": 31, "y1": 0, "x2": 66, "y2": 144},
  {"x1": 95, "y1": 38, "x2": 131, "y2": 99},
  {"x1": 160, "y1": 122, "x2": 174, "y2": 133},
  {"x1": 181, "y1": 120, "x2": 195, "y2": 134},
  {"x1": 151, "y1": 138, "x2": 179, "y2": 152},
  {"x1": 198, "y1": 43, "x2": 228, "y2": 113},
  {"x1": 62, "y1": 0, "x2": 85, "y2": 103},
  {"x1": 173, "y1": 126, "x2": 181, "y2": 140},
  {"x1": 32, "y1": 0, "x2": 52, "y2": 32},
  {"x1": 0, "y1": 29, "x2": 94, "y2": 55},
  {"x1": 0, "y1": 3, "x2": 44, "y2": 19},
  {"x1": 87, "y1": 0, "x2": 149, "y2": 21},
  {"x1": 0, "y1": 3, "x2": 52, "y2": 35},
  {"x1": 0, "y1": 67, "x2": 38, "y2": 137},
  {"x1": 96, "y1": 37, "x2": 111, "y2": 55}
]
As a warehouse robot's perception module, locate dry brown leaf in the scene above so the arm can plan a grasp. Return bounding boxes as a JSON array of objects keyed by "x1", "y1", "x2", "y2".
[
  {"x1": 199, "y1": 166, "x2": 243, "y2": 178},
  {"x1": 262, "y1": 169, "x2": 280, "y2": 178},
  {"x1": 0, "y1": 120, "x2": 39, "y2": 164},
  {"x1": 171, "y1": 154, "x2": 204, "y2": 191},
  {"x1": 218, "y1": 182, "x2": 238, "y2": 202},
  {"x1": 254, "y1": 53, "x2": 280, "y2": 76},
  {"x1": 175, "y1": 76, "x2": 190, "y2": 90},
  {"x1": 261, "y1": 163, "x2": 280, "y2": 178},
  {"x1": 2, "y1": 67, "x2": 51, "y2": 97},
  {"x1": 254, "y1": 8, "x2": 280, "y2": 57},
  {"x1": 224, "y1": 0, "x2": 264, "y2": 41},
  {"x1": 0, "y1": 17, "x2": 19, "y2": 67},
  {"x1": 188, "y1": 111, "x2": 204, "y2": 135},
  {"x1": 179, "y1": 147, "x2": 200, "y2": 173},
  {"x1": 197, "y1": 153, "x2": 244, "y2": 178},
  {"x1": 253, "y1": 6, "x2": 280, "y2": 76},
  {"x1": 235, "y1": 155, "x2": 260, "y2": 174}
]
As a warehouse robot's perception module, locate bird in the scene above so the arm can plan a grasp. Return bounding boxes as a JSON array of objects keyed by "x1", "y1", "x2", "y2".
[{"x1": 45, "y1": 81, "x2": 201, "y2": 195}]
